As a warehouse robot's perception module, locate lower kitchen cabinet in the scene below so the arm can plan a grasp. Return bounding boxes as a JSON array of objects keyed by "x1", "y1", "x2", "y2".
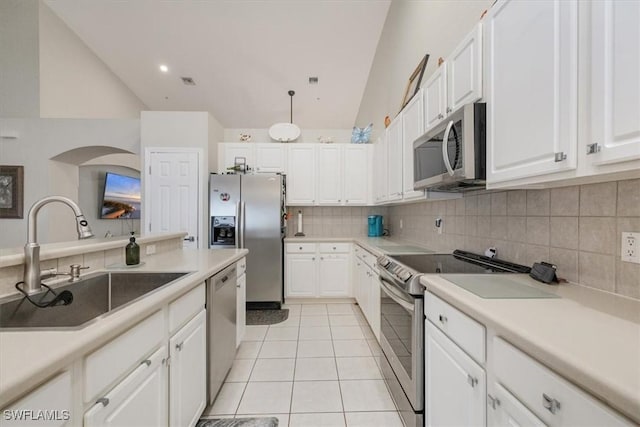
[
  {"x1": 488, "y1": 382, "x2": 546, "y2": 427},
  {"x1": 236, "y1": 270, "x2": 246, "y2": 346},
  {"x1": 353, "y1": 245, "x2": 380, "y2": 341},
  {"x1": 169, "y1": 310, "x2": 207, "y2": 427},
  {"x1": 425, "y1": 321, "x2": 486, "y2": 427},
  {"x1": 285, "y1": 243, "x2": 351, "y2": 298},
  {"x1": 84, "y1": 346, "x2": 168, "y2": 427}
]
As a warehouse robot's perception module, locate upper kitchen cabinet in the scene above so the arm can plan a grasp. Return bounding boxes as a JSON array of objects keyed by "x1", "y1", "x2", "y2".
[
  {"x1": 485, "y1": 0, "x2": 578, "y2": 184},
  {"x1": 317, "y1": 144, "x2": 342, "y2": 205},
  {"x1": 373, "y1": 136, "x2": 389, "y2": 204},
  {"x1": 387, "y1": 115, "x2": 404, "y2": 202},
  {"x1": 402, "y1": 89, "x2": 427, "y2": 200},
  {"x1": 423, "y1": 23, "x2": 483, "y2": 134},
  {"x1": 342, "y1": 144, "x2": 370, "y2": 205},
  {"x1": 589, "y1": 0, "x2": 640, "y2": 167},
  {"x1": 218, "y1": 143, "x2": 286, "y2": 174},
  {"x1": 287, "y1": 144, "x2": 317, "y2": 205}
]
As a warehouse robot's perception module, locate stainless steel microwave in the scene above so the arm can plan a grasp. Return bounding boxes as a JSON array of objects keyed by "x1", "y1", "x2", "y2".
[{"x1": 413, "y1": 103, "x2": 486, "y2": 192}]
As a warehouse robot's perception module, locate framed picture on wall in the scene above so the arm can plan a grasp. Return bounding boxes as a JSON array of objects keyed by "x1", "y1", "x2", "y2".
[
  {"x1": 400, "y1": 54, "x2": 430, "y2": 111},
  {"x1": 0, "y1": 165, "x2": 24, "y2": 219}
]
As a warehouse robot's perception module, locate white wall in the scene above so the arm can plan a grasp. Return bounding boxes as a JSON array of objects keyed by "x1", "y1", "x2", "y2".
[
  {"x1": 223, "y1": 128, "x2": 355, "y2": 144},
  {"x1": 0, "y1": 0, "x2": 40, "y2": 117},
  {"x1": 0, "y1": 118, "x2": 140, "y2": 249},
  {"x1": 355, "y1": 0, "x2": 492, "y2": 135},
  {"x1": 38, "y1": 2, "x2": 147, "y2": 119}
]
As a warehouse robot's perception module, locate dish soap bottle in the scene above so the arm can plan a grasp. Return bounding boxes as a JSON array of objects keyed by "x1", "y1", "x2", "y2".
[{"x1": 125, "y1": 232, "x2": 140, "y2": 265}]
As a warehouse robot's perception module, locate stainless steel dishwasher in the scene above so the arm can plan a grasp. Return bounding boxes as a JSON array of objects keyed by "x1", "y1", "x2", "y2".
[{"x1": 207, "y1": 263, "x2": 237, "y2": 404}]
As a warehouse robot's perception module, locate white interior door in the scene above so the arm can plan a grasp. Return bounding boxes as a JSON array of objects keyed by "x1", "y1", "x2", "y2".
[{"x1": 147, "y1": 150, "x2": 199, "y2": 248}]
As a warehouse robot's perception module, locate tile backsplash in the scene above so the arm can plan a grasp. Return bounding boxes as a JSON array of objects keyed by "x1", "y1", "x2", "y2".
[
  {"x1": 387, "y1": 179, "x2": 640, "y2": 299},
  {"x1": 287, "y1": 206, "x2": 389, "y2": 238}
]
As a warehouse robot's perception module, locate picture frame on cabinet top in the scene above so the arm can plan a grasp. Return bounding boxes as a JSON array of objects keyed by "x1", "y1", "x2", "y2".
[{"x1": 401, "y1": 54, "x2": 430, "y2": 111}]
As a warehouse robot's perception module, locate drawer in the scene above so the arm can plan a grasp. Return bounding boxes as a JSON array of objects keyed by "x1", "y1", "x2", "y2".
[
  {"x1": 319, "y1": 242, "x2": 350, "y2": 253},
  {"x1": 425, "y1": 292, "x2": 485, "y2": 364},
  {"x1": 168, "y1": 282, "x2": 205, "y2": 334},
  {"x1": 84, "y1": 310, "x2": 164, "y2": 402},
  {"x1": 355, "y1": 245, "x2": 376, "y2": 268},
  {"x1": 286, "y1": 243, "x2": 316, "y2": 253},
  {"x1": 493, "y1": 338, "x2": 632, "y2": 427},
  {"x1": 237, "y1": 257, "x2": 247, "y2": 276}
]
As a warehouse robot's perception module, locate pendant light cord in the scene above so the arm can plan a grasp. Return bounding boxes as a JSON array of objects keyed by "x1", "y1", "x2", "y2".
[{"x1": 288, "y1": 90, "x2": 295, "y2": 124}]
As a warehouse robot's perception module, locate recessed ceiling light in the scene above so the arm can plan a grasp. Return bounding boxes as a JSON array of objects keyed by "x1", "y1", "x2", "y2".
[{"x1": 159, "y1": 64, "x2": 169, "y2": 73}]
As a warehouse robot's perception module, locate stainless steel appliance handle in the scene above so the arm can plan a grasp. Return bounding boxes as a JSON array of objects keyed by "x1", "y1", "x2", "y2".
[
  {"x1": 234, "y1": 201, "x2": 240, "y2": 249},
  {"x1": 441, "y1": 119, "x2": 456, "y2": 176},
  {"x1": 379, "y1": 276, "x2": 415, "y2": 311},
  {"x1": 240, "y1": 201, "x2": 246, "y2": 248}
]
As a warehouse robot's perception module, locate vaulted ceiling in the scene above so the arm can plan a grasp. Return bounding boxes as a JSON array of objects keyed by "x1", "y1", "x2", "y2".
[{"x1": 45, "y1": 0, "x2": 391, "y2": 129}]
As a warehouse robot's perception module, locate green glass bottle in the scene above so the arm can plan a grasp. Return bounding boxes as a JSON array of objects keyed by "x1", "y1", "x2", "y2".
[{"x1": 125, "y1": 232, "x2": 140, "y2": 265}]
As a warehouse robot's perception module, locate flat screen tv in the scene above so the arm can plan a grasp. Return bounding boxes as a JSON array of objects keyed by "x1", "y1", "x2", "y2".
[{"x1": 100, "y1": 172, "x2": 141, "y2": 219}]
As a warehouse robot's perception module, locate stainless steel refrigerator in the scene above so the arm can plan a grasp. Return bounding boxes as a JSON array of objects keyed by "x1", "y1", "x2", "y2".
[{"x1": 209, "y1": 174, "x2": 285, "y2": 307}]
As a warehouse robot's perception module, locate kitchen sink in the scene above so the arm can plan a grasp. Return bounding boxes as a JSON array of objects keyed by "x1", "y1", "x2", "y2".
[{"x1": 0, "y1": 272, "x2": 190, "y2": 329}]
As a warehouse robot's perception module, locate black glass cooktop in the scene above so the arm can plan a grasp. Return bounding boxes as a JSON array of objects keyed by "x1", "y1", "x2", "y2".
[{"x1": 391, "y1": 250, "x2": 531, "y2": 274}]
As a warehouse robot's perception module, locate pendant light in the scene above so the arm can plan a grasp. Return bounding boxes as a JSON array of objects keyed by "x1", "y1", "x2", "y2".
[{"x1": 269, "y1": 90, "x2": 301, "y2": 142}]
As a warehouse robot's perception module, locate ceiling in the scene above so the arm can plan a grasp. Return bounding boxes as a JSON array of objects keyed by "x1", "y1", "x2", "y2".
[{"x1": 45, "y1": 0, "x2": 391, "y2": 129}]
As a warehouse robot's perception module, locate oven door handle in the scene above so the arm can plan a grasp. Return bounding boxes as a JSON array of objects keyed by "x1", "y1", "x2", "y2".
[{"x1": 379, "y1": 277, "x2": 415, "y2": 311}]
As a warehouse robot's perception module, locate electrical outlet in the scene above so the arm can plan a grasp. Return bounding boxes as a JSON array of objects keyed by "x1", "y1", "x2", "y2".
[
  {"x1": 146, "y1": 244, "x2": 156, "y2": 255},
  {"x1": 621, "y1": 232, "x2": 640, "y2": 264}
]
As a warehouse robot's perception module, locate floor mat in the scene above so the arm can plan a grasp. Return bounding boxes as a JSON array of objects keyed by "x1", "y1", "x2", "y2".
[
  {"x1": 196, "y1": 417, "x2": 278, "y2": 427},
  {"x1": 246, "y1": 308, "x2": 289, "y2": 325}
]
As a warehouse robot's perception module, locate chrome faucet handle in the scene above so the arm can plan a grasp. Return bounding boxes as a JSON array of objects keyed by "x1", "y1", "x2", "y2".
[{"x1": 68, "y1": 264, "x2": 89, "y2": 281}]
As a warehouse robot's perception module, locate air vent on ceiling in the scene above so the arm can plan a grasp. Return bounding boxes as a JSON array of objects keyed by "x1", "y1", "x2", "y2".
[
  {"x1": 309, "y1": 76, "x2": 319, "y2": 84},
  {"x1": 181, "y1": 77, "x2": 196, "y2": 86}
]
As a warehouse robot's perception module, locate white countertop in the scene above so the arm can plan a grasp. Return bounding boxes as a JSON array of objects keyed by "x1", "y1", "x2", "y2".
[
  {"x1": 0, "y1": 247, "x2": 247, "y2": 407},
  {"x1": 420, "y1": 274, "x2": 640, "y2": 423},
  {"x1": 284, "y1": 236, "x2": 435, "y2": 256}
]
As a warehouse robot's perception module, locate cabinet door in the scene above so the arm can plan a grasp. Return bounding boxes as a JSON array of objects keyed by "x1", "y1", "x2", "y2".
[
  {"x1": 447, "y1": 23, "x2": 483, "y2": 113},
  {"x1": 84, "y1": 346, "x2": 168, "y2": 427},
  {"x1": 488, "y1": 383, "x2": 546, "y2": 427},
  {"x1": 2, "y1": 372, "x2": 72, "y2": 427},
  {"x1": 343, "y1": 145, "x2": 369, "y2": 205},
  {"x1": 402, "y1": 90, "x2": 426, "y2": 201},
  {"x1": 426, "y1": 322, "x2": 486, "y2": 427},
  {"x1": 355, "y1": 259, "x2": 370, "y2": 316},
  {"x1": 236, "y1": 273, "x2": 246, "y2": 346},
  {"x1": 285, "y1": 254, "x2": 317, "y2": 297},
  {"x1": 373, "y1": 137, "x2": 389, "y2": 204},
  {"x1": 287, "y1": 145, "x2": 317, "y2": 205},
  {"x1": 590, "y1": 0, "x2": 640, "y2": 166},
  {"x1": 485, "y1": 0, "x2": 578, "y2": 184},
  {"x1": 255, "y1": 143, "x2": 286, "y2": 173},
  {"x1": 369, "y1": 273, "x2": 381, "y2": 342},
  {"x1": 423, "y1": 63, "x2": 447, "y2": 132},
  {"x1": 219, "y1": 143, "x2": 255, "y2": 174},
  {"x1": 317, "y1": 145, "x2": 343, "y2": 205},
  {"x1": 387, "y1": 117, "x2": 403, "y2": 201},
  {"x1": 318, "y1": 254, "x2": 350, "y2": 297},
  {"x1": 170, "y1": 311, "x2": 206, "y2": 427}
]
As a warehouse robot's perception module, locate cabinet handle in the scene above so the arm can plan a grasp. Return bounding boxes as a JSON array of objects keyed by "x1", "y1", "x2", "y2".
[
  {"x1": 487, "y1": 394, "x2": 500, "y2": 410},
  {"x1": 542, "y1": 393, "x2": 561, "y2": 414},
  {"x1": 299, "y1": 246, "x2": 303, "y2": 250},
  {"x1": 438, "y1": 113, "x2": 444, "y2": 119},
  {"x1": 438, "y1": 314, "x2": 447, "y2": 324},
  {"x1": 140, "y1": 359, "x2": 151, "y2": 367},
  {"x1": 333, "y1": 246, "x2": 336, "y2": 250},
  {"x1": 96, "y1": 397, "x2": 109, "y2": 407},
  {"x1": 221, "y1": 275, "x2": 228, "y2": 283},
  {"x1": 467, "y1": 374, "x2": 478, "y2": 388},
  {"x1": 446, "y1": 107, "x2": 452, "y2": 113},
  {"x1": 346, "y1": 199, "x2": 349, "y2": 203},
  {"x1": 176, "y1": 342, "x2": 184, "y2": 352},
  {"x1": 338, "y1": 199, "x2": 341, "y2": 202},
  {"x1": 312, "y1": 257, "x2": 315, "y2": 261},
  {"x1": 320, "y1": 257, "x2": 324, "y2": 260}
]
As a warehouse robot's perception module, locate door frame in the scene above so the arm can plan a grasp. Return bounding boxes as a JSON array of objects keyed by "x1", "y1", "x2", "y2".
[{"x1": 143, "y1": 147, "x2": 205, "y2": 248}]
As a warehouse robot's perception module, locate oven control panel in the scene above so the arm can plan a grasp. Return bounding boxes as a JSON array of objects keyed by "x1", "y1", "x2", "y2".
[{"x1": 378, "y1": 256, "x2": 413, "y2": 283}]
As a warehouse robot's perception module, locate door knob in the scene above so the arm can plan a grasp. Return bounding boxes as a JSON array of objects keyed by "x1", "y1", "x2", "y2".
[{"x1": 184, "y1": 236, "x2": 195, "y2": 242}]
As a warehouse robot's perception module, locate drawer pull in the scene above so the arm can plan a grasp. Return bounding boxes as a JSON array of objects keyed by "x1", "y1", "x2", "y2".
[
  {"x1": 542, "y1": 393, "x2": 561, "y2": 414},
  {"x1": 221, "y1": 276, "x2": 228, "y2": 283},
  {"x1": 140, "y1": 359, "x2": 151, "y2": 367},
  {"x1": 176, "y1": 342, "x2": 184, "y2": 351},
  {"x1": 438, "y1": 314, "x2": 448, "y2": 324},
  {"x1": 96, "y1": 397, "x2": 109, "y2": 407},
  {"x1": 299, "y1": 246, "x2": 303, "y2": 250},
  {"x1": 487, "y1": 394, "x2": 500, "y2": 410},
  {"x1": 333, "y1": 246, "x2": 336, "y2": 250},
  {"x1": 467, "y1": 374, "x2": 478, "y2": 388}
]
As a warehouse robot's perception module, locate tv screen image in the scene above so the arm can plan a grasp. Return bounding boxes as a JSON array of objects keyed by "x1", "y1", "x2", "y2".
[{"x1": 100, "y1": 172, "x2": 141, "y2": 219}]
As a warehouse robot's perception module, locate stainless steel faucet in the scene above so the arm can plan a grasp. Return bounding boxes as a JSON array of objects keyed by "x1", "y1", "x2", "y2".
[{"x1": 23, "y1": 196, "x2": 94, "y2": 295}]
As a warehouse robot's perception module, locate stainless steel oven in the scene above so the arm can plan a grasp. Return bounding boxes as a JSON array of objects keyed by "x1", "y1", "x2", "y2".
[{"x1": 377, "y1": 264, "x2": 424, "y2": 427}]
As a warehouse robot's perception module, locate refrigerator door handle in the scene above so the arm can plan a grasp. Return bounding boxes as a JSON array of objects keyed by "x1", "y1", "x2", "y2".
[
  {"x1": 235, "y1": 201, "x2": 241, "y2": 249},
  {"x1": 241, "y1": 201, "x2": 246, "y2": 248}
]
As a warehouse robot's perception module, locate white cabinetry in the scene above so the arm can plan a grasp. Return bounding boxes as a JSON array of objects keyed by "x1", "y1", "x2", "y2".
[
  {"x1": 589, "y1": 0, "x2": 640, "y2": 166},
  {"x1": 423, "y1": 63, "x2": 447, "y2": 131},
  {"x1": 402, "y1": 90, "x2": 426, "y2": 200},
  {"x1": 287, "y1": 144, "x2": 317, "y2": 205},
  {"x1": 254, "y1": 144, "x2": 286, "y2": 173},
  {"x1": 84, "y1": 346, "x2": 168, "y2": 427},
  {"x1": 2, "y1": 372, "x2": 73, "y2": 427},
  {"x1": 426, "y1": 322, "x2": 486, "y2": 427},
  {"x1": 353, "y1": 245, "x2": 380, "y2": 341},
  {"x1": 218, "y1": 143, "x2": 255, "y2": 173},
  {"x1": 169, "y1": 310, "x2": 206, "y2": 427},
  {"x1": 236, "y1": 258, "x2": 247, "y2": 346},
  {"x1": 447, "y1": 23, "x2": 483, "y2": 115},
  {"x1": 387, "y1": 116, "x2": 403, "y2": 202},
  {"x1": 373, "y1": 137, "x2": 389, "y2": 204},
  {"x1": 285, "y1": 243, "x2": 351, "y2": 298},
  {"x1": 343, "y1": 145, "x2": 370, "y2": 205},
  {"x1": 218, "y1": 143, "x2": 286, "y2": 174},
  {"x1": 317, "y1": 145, "x2": 342, "y2": 205},
  {"x1": 488, "y1": 383, "x2": 546, "y2": 427},
  {"x1": 485, "y1": 0, "x2": 579, "y2": 184}
]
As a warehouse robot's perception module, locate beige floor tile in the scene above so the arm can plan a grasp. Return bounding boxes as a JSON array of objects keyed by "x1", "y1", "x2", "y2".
[
  {"x1": 339, "y1": 380, "x2": 395, "y2": 411},
  {"x1": 329, "y1": 315, "x2": 359, "y2": 326},
  {"x1": 205, "y1": 382, "x2": 246, "y2": 415},
  {"x1": 336, "y1": 357, "x2": 382, "y2": 380},
  {"x1": 291, "y1": 381, "x2": 343, "y2": 413},
  {"x1": 265, "y1": 326, "x2": 299, "y2": 341},
  {"x1": 333, "y1": 340, "x2": 372, "y2": 357},
  {"x1": 299, "y1": 326, "x2": 332, "y2": 340},
  {"x1": 294, "y1": 357, "x2": 338, "y2": 381},
  {"x1": 226, "y1": 359, "x2": 255, "y2": 382},
  {"x1": 249, "y1": 358, "x2": 295, "y2": 382},
  {"x1": 326, "y1": 303, "x2": 355, "y2": 315},
  {"x1": 237, "y1": 382, "x2": 293, "y2": 414},
  {"x1": 297, "y1": 340, "x2": 335, "y2": 358},
  {"x1": 269, "y1": 315, "x2": 301, "y2": 328},
  {"x1": 243, "y1": 325, "x2": 268, "y2": 341},
  {"x1": 345, "y1": 411, "x2": 403, "y2": 427},
  {"x1": 290, "y1": 412, "x2": 346, "y2": 427},
  {"x1": 236, "y1": 341, "x2": 262, "y2": 359},
  {"x1": 258, "y1": 340, "x2": 298, "y2": 359},
  {"x1": 301, "y1": 304, "x2": 329, "y2": 316},
  {"x1": 331, "y1": 326, "x2": 365, "y2": 340},
  {"x1": 300, "y1": 315, "x2": 330, "y2": 327}
]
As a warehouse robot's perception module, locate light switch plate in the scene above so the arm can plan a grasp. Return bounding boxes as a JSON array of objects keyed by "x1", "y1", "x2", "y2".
[
  {"x1": 146, "y1": 244, "x2": 156, "y2": 255},
  {"x1": 621, "y1": 232, "x2": 640, "y2": 264}
]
